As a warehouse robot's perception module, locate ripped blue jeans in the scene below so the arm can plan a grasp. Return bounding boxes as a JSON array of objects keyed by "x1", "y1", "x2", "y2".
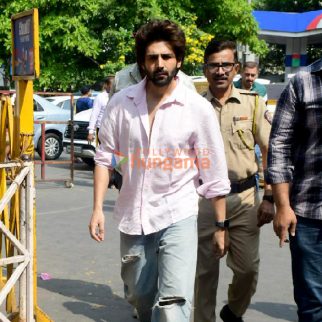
[{"x1": 120, "y1": 215, "x2": 197, "y2": 322}]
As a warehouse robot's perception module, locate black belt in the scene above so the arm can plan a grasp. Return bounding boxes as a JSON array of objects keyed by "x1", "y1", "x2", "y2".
[{"x1": 230, "y1": 175, "x2": 256, "y2": 194}]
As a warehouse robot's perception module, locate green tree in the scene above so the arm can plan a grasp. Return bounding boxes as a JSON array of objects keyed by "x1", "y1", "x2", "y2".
[
  {"x1": 191, "y1": 0, "x2": 267, "y2": 55},
  {"x1": 0, "y1": 0, "x2": 106, "y2": 90},
  {"x1": 97, "y1": 0, "x2": 213, "y2": 75},
  {"x1": 0, "y1": 0, "x2": 265, "y2": 90}
]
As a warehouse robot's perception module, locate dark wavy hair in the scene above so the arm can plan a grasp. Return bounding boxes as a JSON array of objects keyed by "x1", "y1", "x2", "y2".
[
  {"x1": 204, "y1": 39, "x2": 238, "y2": 63},
  {"x1": 135, "y1": 20, "x2": 186, "y2": 67}
]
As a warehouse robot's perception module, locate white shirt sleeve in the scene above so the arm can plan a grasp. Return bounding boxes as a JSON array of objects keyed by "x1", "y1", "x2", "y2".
[{"x1": 88, "y1": 93, "x2": 107, "y2": 132}]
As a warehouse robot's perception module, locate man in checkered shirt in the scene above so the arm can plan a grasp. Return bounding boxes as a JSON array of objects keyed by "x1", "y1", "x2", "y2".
[{"x1": 266, "y1": 58, "x2": 322, "y2": 322}]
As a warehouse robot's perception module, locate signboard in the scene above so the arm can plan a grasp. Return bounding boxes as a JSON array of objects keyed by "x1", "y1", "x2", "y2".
[{"x1": 11, "y1": 9, "x2": 39, "y2": 80}]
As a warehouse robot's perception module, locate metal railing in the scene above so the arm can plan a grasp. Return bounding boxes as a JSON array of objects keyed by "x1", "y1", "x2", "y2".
[
  {"x1": 33, "y1": 91, "x2": 75, "y2": 187},
  {"x1": 1, "y1": 94, "x2": 53, "y2": 322},
  {"x1": 0, "y1": 162, "x2": 34, "y2": 322},
  {"x1": 34, "y1": 119, "x2": 74, "y2": 187},
  {"x1": 0, "y1": 90, "x2": 76, "y2": 187}
]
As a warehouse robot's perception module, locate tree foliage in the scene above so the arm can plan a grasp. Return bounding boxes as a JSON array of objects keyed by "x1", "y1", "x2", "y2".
[
  {"x1": 191, "y1": 0, "x2": 267, "y2": 55},
  {"x1": 0, "y1": 0, "x2": 265, "y2": 91}
]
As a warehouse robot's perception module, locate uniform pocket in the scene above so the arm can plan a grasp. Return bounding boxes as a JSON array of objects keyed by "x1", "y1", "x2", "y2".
[{"x1": 230, "y1": 120, "x2": 254, "y2": 150}]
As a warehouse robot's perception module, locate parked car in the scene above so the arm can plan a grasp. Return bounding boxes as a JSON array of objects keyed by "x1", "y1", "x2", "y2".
[
  {"x1": 63, "y1": 109, "x2": 96, "y2": 166},
  {"x1": 33, "y1": 94, "x2": 70, "y2": 159},
  {"x1": 46, "y1": 91, "x2": 100, "y2": 111},
  {"x1": 46, "y1": 95, "x2": 78, "y2": 111}
]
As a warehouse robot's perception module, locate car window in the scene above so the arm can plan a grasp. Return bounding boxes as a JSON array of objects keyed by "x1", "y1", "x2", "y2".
[
  {"x1": 33, "y1": 100, "x2": 44, "y2": 112},
  {"x1": 62, "y1": 100, "x2": 71, "y2": 110}
]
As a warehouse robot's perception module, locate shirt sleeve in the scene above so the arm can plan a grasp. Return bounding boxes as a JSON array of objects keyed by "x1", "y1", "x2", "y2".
[
  {"x1": 195, "y1": 100, "x2": 231, "y2": 198},
  {"x1": 254, "y1": 96, "x2": 271, "y2": 151},
  {"x1": 94, "y1": 101, "x2": 118, "y2": 169},
  {"x1": 266, "y1": 78, "x2": 299, "y2": 184},
  {"x1": 88, "y1": 95, "x2": 102, "y2": 131}
]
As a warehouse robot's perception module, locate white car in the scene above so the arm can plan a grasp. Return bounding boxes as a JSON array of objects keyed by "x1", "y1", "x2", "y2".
[
  {"x1": 46, "y1": 95, "x2": 78, "y2": 111},
  {"x1": 46, "y1": 91, "x2": 100, "y2": 111},
  {"x1": 11, "y1": 93, "x2": 70, "y2": 159},
  {"x1": 33, "y1": 95, "x2": 70, "y2": 160}
]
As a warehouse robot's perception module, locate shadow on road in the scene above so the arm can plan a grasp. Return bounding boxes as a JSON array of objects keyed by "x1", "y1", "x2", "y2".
[
  {"x1": 38, "y1": 278, "x2": 135, "y2": 322},
  {"x1": 250, "y1": 301, "x2": 297, "y2": 321}
]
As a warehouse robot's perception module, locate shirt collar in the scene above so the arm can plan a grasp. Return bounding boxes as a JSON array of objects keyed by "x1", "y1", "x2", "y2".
[
  {"x1": 129, "y1": 63, "x2": 143, "y2": 83},
  {"x1": 235, "y1": 77, "x2": 256, "y2": 91},
  {"x1": 234, "y1": 78, "x2": 242, "y2": 88},
  {"x1": 206, "y1": 84, "x2": 242, "y2": 106}
]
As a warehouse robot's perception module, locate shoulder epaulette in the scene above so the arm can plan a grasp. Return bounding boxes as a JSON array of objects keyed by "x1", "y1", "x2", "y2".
[{"x1": 239, "y1": 91, "x2": 258, "y2": 96}]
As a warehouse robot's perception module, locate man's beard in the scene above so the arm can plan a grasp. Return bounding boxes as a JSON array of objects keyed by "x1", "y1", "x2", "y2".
[{"x1": 146, "y1": 67, "x2": 179, "y2": 87}]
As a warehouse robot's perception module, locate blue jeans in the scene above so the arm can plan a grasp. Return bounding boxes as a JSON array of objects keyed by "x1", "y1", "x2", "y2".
[
  {"x1": 290, "y1": 216, "x2": 322, "y2": 322},
  {"x1": 120, "y1": 216, "x2": 197, "y2": 322}
]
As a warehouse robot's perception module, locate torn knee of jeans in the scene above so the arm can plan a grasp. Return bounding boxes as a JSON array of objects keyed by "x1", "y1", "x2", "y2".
[
  {"x1": 121, "y1": 253, "x2": 140, "y2": 264},
  {"x1": 158, "y1": 296, "x2": 186, "y2": 307}
]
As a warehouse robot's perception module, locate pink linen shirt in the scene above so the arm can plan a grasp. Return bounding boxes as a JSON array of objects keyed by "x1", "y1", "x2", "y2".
[{"x1": 95, "y1": 77, "x2": 230, "y2": 235}]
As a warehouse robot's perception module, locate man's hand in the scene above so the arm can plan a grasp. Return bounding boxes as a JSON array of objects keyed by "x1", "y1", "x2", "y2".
[
  {"x1": 212, "y1": 229, "x2": 229, "y2": 258},
  {"x1": 87, "y1": 133, "x2": 95, "y2": 142},
  {"x1": 273, "y1": 206, "x2": 297, "y2": 247},
  {"x1": 257, "y1": 200, "x2": 275, "y2": 227},
  {"x1": 89, "y1": 209, "x2": 105, "y2": 242}
]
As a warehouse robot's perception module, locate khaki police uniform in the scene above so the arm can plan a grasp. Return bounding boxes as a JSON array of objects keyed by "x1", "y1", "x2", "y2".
[{"x1": 194, "y1": 86, "x2": 271, "y2": 321}]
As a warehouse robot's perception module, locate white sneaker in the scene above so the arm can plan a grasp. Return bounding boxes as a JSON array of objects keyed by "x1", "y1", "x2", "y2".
[{"x1": 132, "y1": 307, "x2": 138, "y2": 319}]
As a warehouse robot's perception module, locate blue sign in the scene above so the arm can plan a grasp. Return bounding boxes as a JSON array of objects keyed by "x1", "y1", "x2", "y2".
[{"x1": 13, "y1": 14, "x2": 34, "y2": 77}]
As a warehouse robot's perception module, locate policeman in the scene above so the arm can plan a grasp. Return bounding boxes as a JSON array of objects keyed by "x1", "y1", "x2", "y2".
[
  {"x1": 234, "y1": 61, "x2": 268, "y2": 188},
  {"x1": 194, "y1": 39, "x2": 275, "y2": 322}
]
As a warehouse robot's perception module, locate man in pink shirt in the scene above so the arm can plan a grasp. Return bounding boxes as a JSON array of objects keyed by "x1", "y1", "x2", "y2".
[{"x1": 89, "y1": 20, "x2": 230, "y2": 322}]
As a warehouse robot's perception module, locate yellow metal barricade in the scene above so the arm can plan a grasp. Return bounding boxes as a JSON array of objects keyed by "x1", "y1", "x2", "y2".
[{"x1": 1, "y1": 94, "x2": 53, "y2": 321}]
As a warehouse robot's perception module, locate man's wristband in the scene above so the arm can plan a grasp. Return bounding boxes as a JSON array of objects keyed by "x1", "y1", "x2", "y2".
[
  {"x1": 215, "y1": 219, "x2": 229, "y2": 229},
  {"x1": 263, "y1": 195, "x2": 274, "y2": 204}
]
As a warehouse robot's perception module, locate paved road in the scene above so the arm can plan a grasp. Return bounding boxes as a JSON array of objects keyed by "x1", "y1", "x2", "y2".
[{"x1": 35, "y1": 155, "x2": 297, "y2": 322}]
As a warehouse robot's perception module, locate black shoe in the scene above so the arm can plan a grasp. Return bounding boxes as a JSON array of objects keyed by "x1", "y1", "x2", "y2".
[{"x1": 220, "y1": 305, "x2": 244, "y2": 322}]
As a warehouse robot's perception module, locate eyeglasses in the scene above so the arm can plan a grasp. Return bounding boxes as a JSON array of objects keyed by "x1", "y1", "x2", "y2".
[{"x1": 204, "y1": 62, "x2": 236, "y2": 72}]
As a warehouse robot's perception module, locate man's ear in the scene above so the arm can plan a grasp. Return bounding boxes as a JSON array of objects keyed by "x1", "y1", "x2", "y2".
[
  {"x1": 203, "y1": 66, "x2": 207, "y2": 76},
  {"x1": 177, "y1": 61, "x2": 182, "y2": 69},
  {"x1": 235, "y1": 62, "x2": 240, "y2": 73}
]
